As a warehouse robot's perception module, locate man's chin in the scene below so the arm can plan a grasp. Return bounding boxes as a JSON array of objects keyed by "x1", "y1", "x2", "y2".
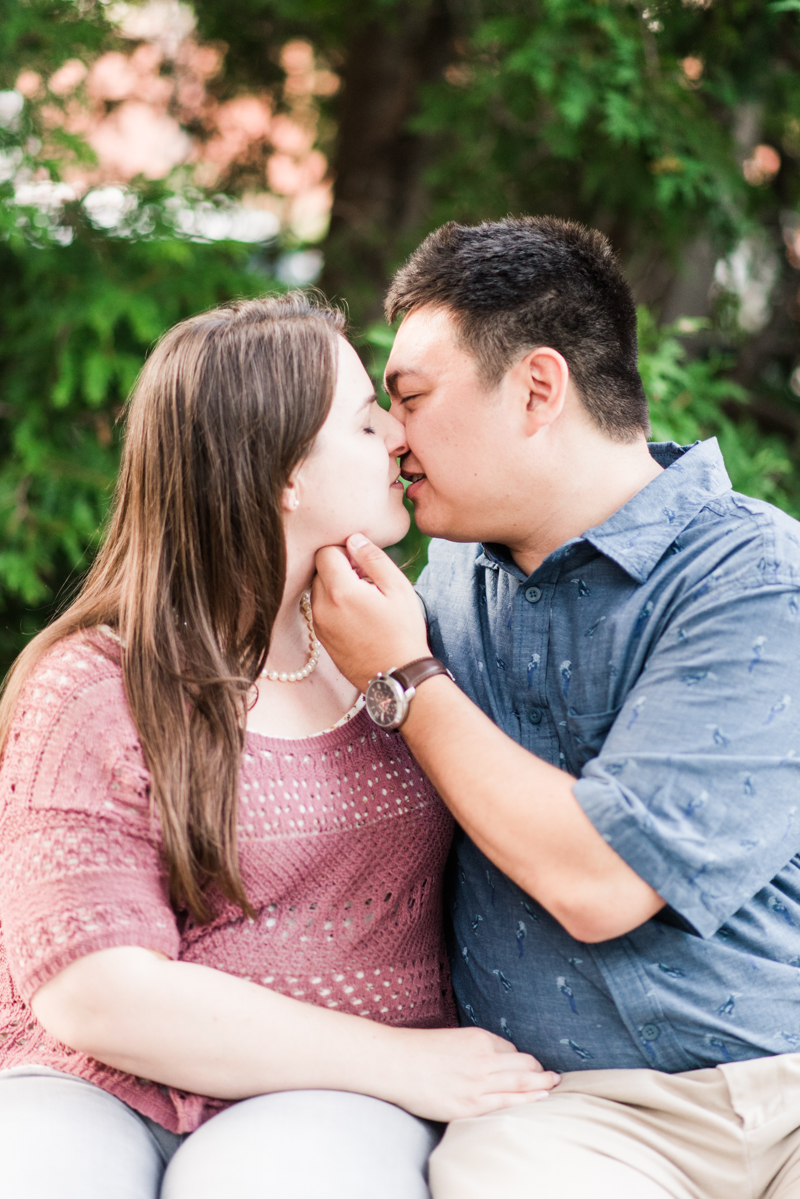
[{"x1": 411, "y1": 502, "x2": 482, "y2": 544}]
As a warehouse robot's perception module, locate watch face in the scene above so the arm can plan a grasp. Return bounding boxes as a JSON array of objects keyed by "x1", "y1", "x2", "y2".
[{"x1": 366, "y1": 677, "x2": 404, "y2": 729}]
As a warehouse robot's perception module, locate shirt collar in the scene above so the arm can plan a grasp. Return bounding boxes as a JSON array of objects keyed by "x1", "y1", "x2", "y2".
[{"x1": 478, "y1": 439, "x2": 732, "y2": 585}]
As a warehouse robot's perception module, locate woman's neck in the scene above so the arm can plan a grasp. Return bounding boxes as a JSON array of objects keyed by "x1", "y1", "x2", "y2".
[
  {"x1": 264, "y1": 553, "x2": 316, "y2": 678},
  {"x1": 246, "y1": 548, "x2": 359, "y2": 738}
]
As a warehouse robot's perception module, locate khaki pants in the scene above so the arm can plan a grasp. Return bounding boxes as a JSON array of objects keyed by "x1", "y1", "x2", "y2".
[{"x1": 430, "y1": 1055, "x2": 800, "y2": 1199}]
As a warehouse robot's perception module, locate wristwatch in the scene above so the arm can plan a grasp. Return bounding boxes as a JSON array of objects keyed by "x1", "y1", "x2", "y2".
[{"x1": 365, "y1": 657, "x2": 454, "y2": 732}]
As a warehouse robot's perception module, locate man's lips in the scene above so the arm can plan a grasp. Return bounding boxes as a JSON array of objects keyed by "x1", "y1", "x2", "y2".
[
  {"x1": 402, "y1": 472, "x2": 427, "y2": 499},
  {"x1": 399, "y1": 454, "x2": 426, "y2": 498}
]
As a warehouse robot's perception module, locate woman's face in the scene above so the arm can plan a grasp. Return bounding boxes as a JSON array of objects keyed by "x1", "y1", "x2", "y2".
[{"x1": 289, "y1": 337, "x2": 410, "y2": 550}]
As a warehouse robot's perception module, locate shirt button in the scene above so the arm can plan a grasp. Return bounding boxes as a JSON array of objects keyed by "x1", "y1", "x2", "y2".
[
  {"x1": 528, "y1": 707, "x2": 543, "y2": 725},
  {"x1": 641, "y1": 1023, "x2": 660, "y2": 1042},
  {"x1": 525, "y1": 586, "x2": 542, "y2": 604}
]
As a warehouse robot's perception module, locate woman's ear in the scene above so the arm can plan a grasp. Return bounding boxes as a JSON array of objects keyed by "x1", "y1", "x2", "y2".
[{"x1": 281, "y1": 478, "x2": 301, "y2": 513}]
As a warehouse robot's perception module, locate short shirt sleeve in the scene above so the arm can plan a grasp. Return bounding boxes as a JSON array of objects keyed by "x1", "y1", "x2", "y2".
[
  {"x1": 572, "y1": 579, "x2": 800, "y2": 938},
  {"x1": 0, "y1": 639, "x2": 181, "y2": 1002}
]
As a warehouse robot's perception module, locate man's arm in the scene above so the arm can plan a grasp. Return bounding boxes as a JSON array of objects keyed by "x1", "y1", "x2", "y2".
[{"x1": 313, "y1": 537, "x2": 664, "y2": 943}]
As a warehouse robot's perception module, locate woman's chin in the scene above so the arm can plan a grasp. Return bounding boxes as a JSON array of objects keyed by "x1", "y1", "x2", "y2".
[
  {"x1": 323, "y1": 507, "x2": 411, "y2": 553},
  {"x1": 372, "y1": 512, "x2": 412, "y2": 550}
]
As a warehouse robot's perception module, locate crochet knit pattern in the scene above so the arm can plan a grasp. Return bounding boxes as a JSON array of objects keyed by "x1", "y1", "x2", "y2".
[{"x1": 0, "y1": 633, "x2": 456, "y2": 1132}]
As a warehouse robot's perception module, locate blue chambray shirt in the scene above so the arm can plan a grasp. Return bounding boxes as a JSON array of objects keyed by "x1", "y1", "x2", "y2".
[{"x1": 416, "y1": 438, "x2": 800, "y2": 1073}]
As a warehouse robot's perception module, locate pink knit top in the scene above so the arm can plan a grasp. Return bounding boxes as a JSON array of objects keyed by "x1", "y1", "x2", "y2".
[{"x1": 0, "y1": 632, "x2": 455, "y2": 1133}]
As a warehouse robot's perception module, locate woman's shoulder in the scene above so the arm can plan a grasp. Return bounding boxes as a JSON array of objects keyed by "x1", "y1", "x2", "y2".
[
  {"x1": 16, "y1": 628, "x2": 125, "y2": 723},
  {"x1": 3, "y1": 630, "x2": 143, "y2": 808}
]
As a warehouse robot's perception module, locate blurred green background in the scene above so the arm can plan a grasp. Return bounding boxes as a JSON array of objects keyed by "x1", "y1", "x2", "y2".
[{"x1": 1, "y1": 0, "x2": 799, "y2": 671}]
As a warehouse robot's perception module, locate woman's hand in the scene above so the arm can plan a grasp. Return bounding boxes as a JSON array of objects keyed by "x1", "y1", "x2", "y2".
[{"x1": 374, "y1": 1024, "x2": 560, "y2": 1123}]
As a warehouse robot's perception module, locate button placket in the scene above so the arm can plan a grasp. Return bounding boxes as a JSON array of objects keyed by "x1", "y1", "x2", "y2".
[{"x1": 514, "y1": 579, "x2": 550, "y2": 748}]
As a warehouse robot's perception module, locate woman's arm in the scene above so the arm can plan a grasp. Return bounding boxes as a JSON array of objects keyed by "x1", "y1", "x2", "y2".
[{"x1": 32, "y1": 946, "x2": 558, "y2": 1122}]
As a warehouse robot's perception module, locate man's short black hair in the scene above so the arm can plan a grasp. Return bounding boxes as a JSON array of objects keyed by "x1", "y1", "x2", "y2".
[{"x1": 385, "y1": 216, "x2": 649, "y2": 442}]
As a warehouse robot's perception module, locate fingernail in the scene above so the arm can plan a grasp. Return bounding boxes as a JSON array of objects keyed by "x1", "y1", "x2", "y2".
[{"x1": 349, "y1": 533, "x2": 369, "y2": 549}]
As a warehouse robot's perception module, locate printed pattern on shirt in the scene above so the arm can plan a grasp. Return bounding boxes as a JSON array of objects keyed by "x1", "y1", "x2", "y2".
[{"x1": 421, "y1": 439, "x2": 800, "y2": 1076}]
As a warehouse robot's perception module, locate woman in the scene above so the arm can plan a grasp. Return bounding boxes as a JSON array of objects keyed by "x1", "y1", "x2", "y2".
[{"x1": 0, "y1": 294, "x2": 556, "y2": 1199}]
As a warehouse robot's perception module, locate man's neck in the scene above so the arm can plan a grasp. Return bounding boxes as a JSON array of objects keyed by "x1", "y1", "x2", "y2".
[{"x1": 507, "y1": 436, "x2": 664, "y2": 578}]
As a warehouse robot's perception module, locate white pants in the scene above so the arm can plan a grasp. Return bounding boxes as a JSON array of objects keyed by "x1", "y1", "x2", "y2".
[{"x1": 0, "y1": 1067, "x2": 441, "y2": 1198}]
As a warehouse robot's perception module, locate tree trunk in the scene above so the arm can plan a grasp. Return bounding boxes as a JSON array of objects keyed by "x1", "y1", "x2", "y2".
[{"x1": 320, "y1": 1, "x2": 454, "y2": 325}]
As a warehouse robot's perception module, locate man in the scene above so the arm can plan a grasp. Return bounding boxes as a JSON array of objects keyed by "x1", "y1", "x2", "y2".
[{"x1": 312, "y1": 216, "x2": 800, "y2": 1199}]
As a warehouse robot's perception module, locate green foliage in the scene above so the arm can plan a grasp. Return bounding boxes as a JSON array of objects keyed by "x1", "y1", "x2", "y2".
[
  {"x1": 639, "y1": 310, "x2": 798, "y2": 512},
  {"x1": 638, "y1": 309, "x2": 800, "y2": 510},
  {"x1": 0, "y1": 0, "x2": 111, "y2": 89},
  {"x1": 0, "y1": 199, "x2": 274, "y2": 666},
  {"x1": 416, "y1": 0, "x2": 800, "y2": 258}
]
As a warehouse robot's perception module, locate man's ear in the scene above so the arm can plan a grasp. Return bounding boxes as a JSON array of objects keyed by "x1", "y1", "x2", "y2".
[{"x1": 516, "y1": 347, "x2": 571, "y2": 433}]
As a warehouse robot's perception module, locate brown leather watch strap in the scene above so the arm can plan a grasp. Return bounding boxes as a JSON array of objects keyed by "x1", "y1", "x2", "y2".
[{"x1": 391, "y1": 656, "x2": 453, "y2": 692}]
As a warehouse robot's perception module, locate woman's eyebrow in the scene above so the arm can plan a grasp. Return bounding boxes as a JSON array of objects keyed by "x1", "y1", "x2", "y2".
[{"x1": 359, "y1": 393, "x2": 378, "y2": 410}]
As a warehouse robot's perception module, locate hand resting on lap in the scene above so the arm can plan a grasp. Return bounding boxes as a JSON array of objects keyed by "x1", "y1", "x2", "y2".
[{"x1": 32, "y1": 946, "x2": 559, "y2": 1123}]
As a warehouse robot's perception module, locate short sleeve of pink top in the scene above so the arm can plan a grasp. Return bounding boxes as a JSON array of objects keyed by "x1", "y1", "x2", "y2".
[{"x1": 0, "y1": 633, "x2": 456, "y2": 1133}]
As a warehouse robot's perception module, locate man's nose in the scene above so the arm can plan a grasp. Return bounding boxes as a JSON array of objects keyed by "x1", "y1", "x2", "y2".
[{"x1": 385, "y1": 409, "x2": 408, "y2": 459}]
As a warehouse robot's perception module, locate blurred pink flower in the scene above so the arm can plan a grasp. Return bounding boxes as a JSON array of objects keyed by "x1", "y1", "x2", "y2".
[
  {"x1": 743, "y1": 144, "x2": 781, "y2": 186},
  {"x1": 199, "y1": 96, "x2": 272, "y2": 170},
  {"x1": 270, "y1": 114, "x2": 314, "y2": 156},
  {"x1": 26, "y1": 17, "x2": 332, "y2": 238},
  {"x1": 87, "y1": 48, "x2": 172, "y2": 107},
  {"x1": 49, "y1": 59, "x2": 88, "y2": 97},
  {"x1": 16, "y1": 70, "x2": 43, "y2": 99},
  {"x1": 267, "y1": 149, "x2": 326, "y2": 196},
  {"x1": 88, "y1": 100, "x2": 191, "y2": 179}
]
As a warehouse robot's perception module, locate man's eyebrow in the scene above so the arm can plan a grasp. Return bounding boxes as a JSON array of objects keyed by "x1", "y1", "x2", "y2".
[
  {"x1": 384, "y1": 371, "x2": 401, "y2": 397},
  {"x1": 384, "y1": 369, "x2": 423, "y2": 397}
]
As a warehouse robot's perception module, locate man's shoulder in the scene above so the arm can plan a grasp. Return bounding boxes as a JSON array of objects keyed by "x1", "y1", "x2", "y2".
[
  {"x1": 717, "y1": 487, "x2": 800, "y2": 536},
  {"x1": 679, "y1": 487, "x2": 800, "y2": 589}
]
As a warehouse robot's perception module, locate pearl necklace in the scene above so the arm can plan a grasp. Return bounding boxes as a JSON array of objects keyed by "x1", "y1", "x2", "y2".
[{"x1": 261, "y1": 591, "x2": 321, "y2": 683}]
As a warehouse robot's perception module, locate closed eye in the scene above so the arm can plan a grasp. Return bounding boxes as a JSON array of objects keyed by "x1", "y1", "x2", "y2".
[{"x1": 362, "y1": 395, "x2": 378, "y2": 432}]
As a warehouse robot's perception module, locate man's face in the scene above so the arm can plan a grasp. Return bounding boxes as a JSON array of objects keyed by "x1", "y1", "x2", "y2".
[{"x1": 384, "y1": 306, "x2": 517, "y2": 543}]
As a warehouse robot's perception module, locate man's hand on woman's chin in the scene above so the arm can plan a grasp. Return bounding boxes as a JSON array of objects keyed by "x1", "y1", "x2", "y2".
[{"x1": 312, "y1": 534, "x2": 430, "y2": 693}]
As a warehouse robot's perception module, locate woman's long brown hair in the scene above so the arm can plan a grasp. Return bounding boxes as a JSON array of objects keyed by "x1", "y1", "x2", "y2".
[{"x1": 0, "y1": 293, "x2": 345, "y2": 923}]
